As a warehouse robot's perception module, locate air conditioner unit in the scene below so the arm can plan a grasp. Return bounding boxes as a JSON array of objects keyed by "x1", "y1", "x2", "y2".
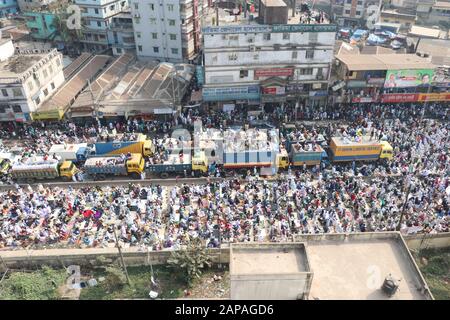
[
  {"x1": 133, "y1": 13, "x2": 140, "y2": 18},
  {"x1": 248, "y1": 37, "x2": 254, "y2": 43},
  {"x1": 222, "y1": 35, "x2": 228, "y2": 40},
  {"x1": 34, "y1": 49, "x2": 39, "y2": 53},
  {"x1": 274, "y1": 44, "x2": 281, "y2": 50},
  {"x1": 250, "y1": 45, "x2": 256, "y2": 52}
]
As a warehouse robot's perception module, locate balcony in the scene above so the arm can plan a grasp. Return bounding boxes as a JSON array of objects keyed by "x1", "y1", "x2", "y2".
[{"x1": 110, "y1": 23, "x2": 134, "y2": 32}]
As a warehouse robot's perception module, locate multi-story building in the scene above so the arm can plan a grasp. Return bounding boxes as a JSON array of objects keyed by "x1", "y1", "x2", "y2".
[
  {"x1": 75, "y1": 0, "x2": 129, "y2": 52},
  {"x1": 201, "y1": 0, "x2": 336, "y2": 109},
  {"x1": 379, "y1": 9, "x2": 416, "y2": 30},
  {"x1": 0, "y1": 38, "x2": 65, "y2": 122},
  {"x1": 107, "y1": 11, "x2": 135, "y2": 56},
  {"x1": 22, "y1": 1, "x2": 70, "y2": 41},
  {"x1": 331, "y1": 0, "x2": 383, "y2": 27},
  {"x1": 0, "y1": 0, "x2": 18, "y2": 17},
  {"x1": 131, "y1": 0, "x2": 215, "y2": 63}
]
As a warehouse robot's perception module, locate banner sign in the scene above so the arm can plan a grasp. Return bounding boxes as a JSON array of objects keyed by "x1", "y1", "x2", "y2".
[
  {"x1": 202, "y1": 24, "x2": 337, "y2": 34},
  {"x1": 352, "y1": 97, "x2": 375, "y2": 103},
  {"x1": 262, "y1": 86, "x2": 286, "y2": 95},
  {"x1": 203, "y1": 85, "x2": 260, "y2": 102},
  {"x1": 417, "y1": 93, "x2": 450, "y2": 102},
  {"x1": 255, "y1": 68, "x2": 293, "y2": 78},
  {"x1": 380, "y1": 94, "x2": 419, "y2": 103},
  {"x1": 384, "y1": 69, "x2": 434, "y2": 88}
]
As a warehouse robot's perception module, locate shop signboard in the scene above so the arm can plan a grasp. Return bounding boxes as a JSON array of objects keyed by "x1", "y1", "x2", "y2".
[
  {"x1": 262, "y1": 86, "x2": 286, "y2": 95},
  {"x1": 202, "y1": 85, "x2": 260, "y2": 102},
  {"x1": 380, "y1": 93, "x2": 419, "y2": 103},
  {"x1": 255, "y1": 68, "x2": 293, "y2": 78},
  {"x1": 202, "y1": 24, "x2": 337, "y2": 34},
  {"x1": 309, "y1": 90, "x2": 328, "y2": 97},
  {"x1": 384, "y1": 69, "x2": 434, "y2": 88},
  {"x1": 417, "y1": 93, "x2": 450, "y2": 102},
  {"x1": 352, "y1": 97, "x2": 375, "y2": 103}
]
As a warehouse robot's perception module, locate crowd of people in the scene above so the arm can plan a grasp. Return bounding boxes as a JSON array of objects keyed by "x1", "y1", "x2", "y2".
[
  {"x1": 0, "y1": 172, "x2": 448, "y2": 249},
  {"x1": 0, "y1": 102, "x2": 448, "y2": 249}
]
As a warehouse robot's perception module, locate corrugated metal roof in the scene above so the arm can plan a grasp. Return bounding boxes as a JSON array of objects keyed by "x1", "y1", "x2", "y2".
[{"x1": 336, "y1": 54, "x2": 436, "y2": 71}]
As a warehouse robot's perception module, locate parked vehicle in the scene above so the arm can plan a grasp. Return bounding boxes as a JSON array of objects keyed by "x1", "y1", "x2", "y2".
[
  {"x1": 10, "y1": 157, "x2": 78, "y2": 182},
  {"x1": 94, "y1": 133, "x2": 155, "y2": 157},
  {"x1": 84, "y1": 153, "x2": 145, "y2": 179},
  {"x1": 48, "y1": 143, "x2": 94, "y2": 163},
  {"x1": 329, "y1": 137, "x2": 393, "y2": 162}
]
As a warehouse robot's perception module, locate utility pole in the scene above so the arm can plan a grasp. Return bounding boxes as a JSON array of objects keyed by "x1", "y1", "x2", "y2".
[
  {"x1": 396, "y1": 177, "x2": 413, "y2": 232},
  {"x1": 112, "y1": 224, "x2": 131, "y2": 285}
]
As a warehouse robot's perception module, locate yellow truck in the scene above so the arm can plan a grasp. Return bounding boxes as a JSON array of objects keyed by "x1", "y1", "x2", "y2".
[
  {"x1": 94, "y1": 133, "x2": 155, "y2": 157},
  {"x1": 147, "y1": 150, "x2": 209, "y2": 178},
  {"x1": 10, "y1": 157, "x2": 79, "y2": 182},
  {"x1": 329, "y1": 137, "x2": 393, "y2": 162},
  {"x1": 84, "y1": 153, "x2": 145, "y2": 179}
]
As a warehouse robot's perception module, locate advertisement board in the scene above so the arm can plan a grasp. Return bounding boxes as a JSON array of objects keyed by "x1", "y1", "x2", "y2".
[
  {"x1": 262, "y1": 86, "x2": 286, "y2": 95},
  {"x1": 417, "y1": 93, "x2": 450, "y2": 102},
  {"x1": 202, "y1": 86, "x2": 260, "y2": 102},
  {"x1": 384, "y1": 69, "x2": 434, "y2": 88},
  {"x1": 380, "y1": 94, "x2": 419, "y2": 103},
  {"x1": 255, "y1": 68, "x2": 293, "y2": 78}
]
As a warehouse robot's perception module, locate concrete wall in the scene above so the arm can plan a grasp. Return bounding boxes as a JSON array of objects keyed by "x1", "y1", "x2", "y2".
[
  {"x1": 404, "y1": 233, "x2": 450, "y2": 251},
  {"x1": 0, "y1": 247, "x2": 230, "y2": 270}
]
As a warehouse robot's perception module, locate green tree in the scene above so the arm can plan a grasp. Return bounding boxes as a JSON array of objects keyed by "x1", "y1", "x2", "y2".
[
  {"x1": 167, "y1": 238, "x2": 212, "y2": 287},
  {"x1": 49, "y1": 13, "x2": 83, "y2": 52}
]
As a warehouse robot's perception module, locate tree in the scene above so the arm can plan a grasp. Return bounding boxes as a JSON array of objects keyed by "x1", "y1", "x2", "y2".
[
  {"x1": 167, "y1": 238, "x2": 212, "y2": 287},
  {"x1": 103, "y1": 266, "x2": 127, "y2": 292},
  {"x1": 49, "y1": 13, "x2": 83, "y2": 53}
]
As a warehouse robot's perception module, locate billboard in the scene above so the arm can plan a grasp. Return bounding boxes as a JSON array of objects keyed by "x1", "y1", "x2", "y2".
[
  {"x1": 384, "y1": 69, "x2": 434, "y2": 88},
  {"x1": 255, "y1": 68, "x2": 293, "y2": 78}
]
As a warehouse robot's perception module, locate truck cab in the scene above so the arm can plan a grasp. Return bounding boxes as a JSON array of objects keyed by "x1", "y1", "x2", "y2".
[
  {"x1": 126, "y1": 154, "x2": 145, "y2": 174},
  {"x1": 143, "y1": 140, "x2": 155, "y2": 157},
  {"x1": 276, "y1": 149, "x2": 290, "y2": 169},
  {"x1": 59, "y1": 161, "x2": 78, "y2": 180},
  {"x1": 192, "y1": 151, "x2": 208, "y2": 174},
  {"x1": 379, "y1": 141, "x2": 394, "y2": 160}
]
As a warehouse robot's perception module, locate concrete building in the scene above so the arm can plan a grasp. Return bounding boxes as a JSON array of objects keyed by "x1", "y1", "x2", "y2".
[
  {"x1": 380, "y1": 9, "x2": 416, "y2": 30},
  {"x1": 0, "y1": 38, "x2": 65, "y2": 122},
  {"x1": 0, "y1": 0, "x2": 18, "y2": 17},
  {"x1": 131, "y1": 0, "x2": 215, "y2": 63},
  {"x1": 427, "y1": 1, "x2": 450, "y2": 27},
  {"x1": 230, "y1": 243, "x2": 313, "y2": 300},
  {"x1": 107, "y1": 11, "x2": 135, "y2": 56},
  {"x1": 201, "y1": 1, "x2": 336, "y2": 110},
  {"x1": 331, "y1": 0, "x2": 382, "y2": 27},
  {"x1": 333, "y1": 52, "x2": 442, "y2": 104},
  {"x1": 75, "y1": 0, "x2": 129, "y2": 52},
  {"x1": 230, "y1": 233, "x2": 434, "y2": 300}
]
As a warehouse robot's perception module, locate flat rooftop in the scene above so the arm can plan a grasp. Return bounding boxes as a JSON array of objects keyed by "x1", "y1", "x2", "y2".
[
  {"x1": 203, "y1": 6, "x2": 330, "y2": 28},
  {"x1": 0, "y1": 53, "x2": 46, "y2": 78},
  {"x1": 336, "y1": 53, "x2": 436, "y2": 71},
  {"x1": 230, "y1": 243, "x2": 310, "y2": 275},
  {"x1": 295, "y1": 233, "x2": 433, "y2": 300}
]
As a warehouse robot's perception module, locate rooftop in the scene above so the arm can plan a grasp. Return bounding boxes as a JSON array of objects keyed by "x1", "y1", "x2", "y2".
[
  {"x1": 230, "y1": 243, "x2": 310, "y2": 276},
  {"x1": 295, "y1": 233, "x2": 433, "y2": 300},
  {"x1": 408, "y1": 26, "x2": 441, "y2": 39},
  {"x1": 336, "y1": 54, "x2": 435, "y2": 71},
  {"x1": 261, "y1": 0, "x2": 287, "y2": 6},
  {"x1": 415, "y1": 39, "x2": 450, "y2": 66},
  {"x1": 0, "y1": 53, "x2": 47, "y2": 78},
  {"x1": 203, "y1": 6, "x2": 330, "y2": 28},
  {"x1": 434, "y1": 1, "x2": 450, "y2": 9}
]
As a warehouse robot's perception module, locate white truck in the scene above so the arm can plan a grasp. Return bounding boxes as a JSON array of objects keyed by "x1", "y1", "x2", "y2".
[{"x1": 48, "y1": 143, "x2": 94, "y2": 163}]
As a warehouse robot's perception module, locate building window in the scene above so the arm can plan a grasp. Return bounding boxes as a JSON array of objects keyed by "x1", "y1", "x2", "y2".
[
  {"x1": 228, "y1": 53, "x2": 237, "y2": 61},
  {"x1": 43, "y1": 69, "x2": 48, "y2": 78},
  {"x1": 169, "y1": 33, "x2": 177, "y2": 40},
  {"x1": 43, "y1": 88, "x2": 49, "y2": 96},
  {"x1": 283, "y1": 33, "x2": 290, "y2": 40},
  {"x1": 1, "y1": 89, "x2": 8, "y2": 97},
  {"x1": 300, "y1": 68, "x2": 313, "y2": 75},
  {"x1": 136, "y1": 32, "x2": 141, "y2": 38},
  {"x1": 171, "y1": 48, "x2": 178, "y2": 55},
  {"x1": 97, "y1": 21, "x2": 102, "y2": 27},
  {"x1": 309, "y1": 32, "x2": 318, "y2": 42},
  {"x1": 169, "y1": 19, "x2": 176, "y2": 26},
  {"x1": 94, "y1": 8, "x2": 99, "y2": 14},
  {"x1": 12, "y1": 105, "x2": 22, "y2": 113},
  {"x1": 152, "y1": 33, "x2": 158, "y2": 39},
  {"x1": 134, "y1": 3, "x2": 138, "y2": 10},
  {"x1": 51, "y1": 82, "x2": 55, "y2": 90},
  {"x1": 356, "y1": 11, "x2": 361, "y2": 16},
  {"x1": 306, "y1": 50, "x2": 314, "y2": 59},
  {"x1": 110, "y1": 5, "x2": 115, "y2": 10},
  {"x1": 239, "y1": 70, "x2": 248, "y2": 78},
  {"x1": 149, "y1": 3, "x2": 154, "y2": 10},
  {"x1": 48, "y1": 65, "x2": 53, "y2": 74},
  {"x1": 253, "y1": 54, "x2": 259, "y2": 60},
  {"x1": 12, "y1": 88, "x2": 22, "y2": 97},
  {"x1": 167, "y1": 4, "x2": 174, "y2": 11},
  {"x1": 149, "y1": 18, "x2": 156, "y2": 24},
  {"x1": 345, "y1": 9, "x2": 351, "y2": 15},
  {"x1": 35, "y1": 97, "x2": 41, "y2": 105},
  {"x1": 138, "y1": 45, "x2": 143, "y2": 52},
  {"x1": 263, "y1": 33, "x2": 271, "y2": 40},
  {"x1": 357, "y1": 0, "x2": 363, "y2": 5},
  {"x1": 27, "y1": 82, "x2": 34, "y2": 91},
  {"x1": 153, "y1": 47, "x2": 159, "y2": 53},
  {"x1": 292, "y1": 51, "x2": 298, "y2": 59},
  {"x1": 135, "y1": 17, "x2": 141, "y2": 24}
]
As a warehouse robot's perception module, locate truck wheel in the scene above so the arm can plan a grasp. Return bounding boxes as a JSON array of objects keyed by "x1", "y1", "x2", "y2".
[
  {"x1": 131, "y1": 173, "x2": 140, "y2": 179},
  {"x1": 160, "y1": 172, "x2": 169, "y2": 179}
]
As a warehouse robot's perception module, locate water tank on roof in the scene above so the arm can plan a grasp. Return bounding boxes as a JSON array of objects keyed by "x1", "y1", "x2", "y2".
[{"x1": 381, "y1": 274, "x2": 400, "y2": 297}]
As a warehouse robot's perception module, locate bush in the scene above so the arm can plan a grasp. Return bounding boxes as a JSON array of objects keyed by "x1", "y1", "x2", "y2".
[{"x1": 103, "y1": 266, "x2": 127, "y2": 292}]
